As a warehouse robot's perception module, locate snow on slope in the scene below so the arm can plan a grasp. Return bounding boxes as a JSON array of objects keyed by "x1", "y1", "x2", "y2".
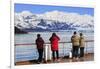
[{"x1": 14, "y1": 10, "x2": 94, "y2": 31}]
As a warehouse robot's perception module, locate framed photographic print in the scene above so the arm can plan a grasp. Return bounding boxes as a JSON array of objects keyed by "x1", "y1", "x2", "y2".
[{"x1": 10, "y1": 0, "x2": 94, "y2": 69}]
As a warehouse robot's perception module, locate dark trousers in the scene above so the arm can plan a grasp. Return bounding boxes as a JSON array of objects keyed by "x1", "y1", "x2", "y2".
[
  {"x1": 52, "y1": 50, "x2": 59, "y2": 60},
  {"x1": 80, "y1": 47, "x2": 84, "y2": 57},
  {"x1": 72, "y1": 46, "x2": 79, "y2": 58},
  {"x1": 37, "y1": 49, "x2": 43, "y2": 62}
]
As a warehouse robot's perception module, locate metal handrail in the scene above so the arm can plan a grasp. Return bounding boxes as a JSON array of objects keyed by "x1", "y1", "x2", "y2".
[{"x1": 15, "y1": 40, "x2": 94, "y2": 46}]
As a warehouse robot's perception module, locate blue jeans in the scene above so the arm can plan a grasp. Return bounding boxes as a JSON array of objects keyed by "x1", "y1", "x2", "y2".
[
  {"x1": 37, "y1": 49, "x2": 43, "y2": 62},
  {"x1": 52, "y1": 50, "x2": 59, "y2": 60},
  {"x1": 80, "y1": 47, "x2": 84, "y2": 57},
  {"x1": 72, "y1": 46, "x2": 79, "y2": 58}
]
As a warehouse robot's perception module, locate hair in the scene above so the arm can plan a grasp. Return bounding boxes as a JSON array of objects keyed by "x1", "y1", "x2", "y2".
[
  {"x1": 80, "y1": 33, "x2": 83, "y2": 36},
  {"x1": 74, "y1": 31, "x2": 77, "y2": 34},
  {"x1": 37, "y1": 34, "x2": 41, "y2": 37},
  {"x1": 52, "y1": 33, "x2": 56, "y2": 37}
]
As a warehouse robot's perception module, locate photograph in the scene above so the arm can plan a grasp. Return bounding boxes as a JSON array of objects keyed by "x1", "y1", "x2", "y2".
[{"x1": 14, "y1": 3, "x2": 94, "y2": 66}]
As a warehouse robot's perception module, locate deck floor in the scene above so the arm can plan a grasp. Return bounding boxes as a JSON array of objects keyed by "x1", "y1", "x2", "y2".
[{"x1": 15, "y1": 53, "x2": 94, "y2": 66}]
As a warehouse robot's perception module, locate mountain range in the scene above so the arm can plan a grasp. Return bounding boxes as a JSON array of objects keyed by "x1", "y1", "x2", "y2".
[{"x1": 15, "y1": 10, "x2": 94, "y2": 32}]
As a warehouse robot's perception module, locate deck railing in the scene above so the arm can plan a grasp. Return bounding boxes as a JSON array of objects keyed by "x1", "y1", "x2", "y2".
[
  {"x1": 15, "y1": 40, "x2": 94, "y2": 46},
  {"x1": 15, "y1": 40, "x2": 94, "y2": 62}
]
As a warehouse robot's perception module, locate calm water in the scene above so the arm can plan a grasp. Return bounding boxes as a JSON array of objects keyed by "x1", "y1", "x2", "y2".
[{"x1": 15, "y1": 32, "x2": 94, "y2": 62}]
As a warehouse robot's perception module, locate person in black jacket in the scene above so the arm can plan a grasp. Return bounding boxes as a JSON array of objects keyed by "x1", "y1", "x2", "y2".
[{"x1": 35, "y1": 34, "x2": 44, "y2": 63}]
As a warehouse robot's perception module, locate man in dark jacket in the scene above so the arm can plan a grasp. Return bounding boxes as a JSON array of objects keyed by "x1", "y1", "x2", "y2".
[{"x1": 36, "y1": 34, "x2": 44, "y2": 63}]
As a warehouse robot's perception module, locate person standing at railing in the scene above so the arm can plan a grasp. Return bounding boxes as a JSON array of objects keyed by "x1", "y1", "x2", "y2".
[
  {"x1": 35, "y1": 34, "x2": 44, "y2": 64},
  {"x1": 49, "y1": 33, "x2": 60, "y2": 62},
  {"x1": 79, "y1": 33, "x2": 85, "y2": 58},
  {"x1": 71, "y1": 31, "x2": 80, "y2": 60}
]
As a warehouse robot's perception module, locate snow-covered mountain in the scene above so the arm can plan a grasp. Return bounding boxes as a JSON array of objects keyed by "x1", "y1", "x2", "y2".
[{"x1": 15, "y1": 10, "x2": 94, "y2": 32}]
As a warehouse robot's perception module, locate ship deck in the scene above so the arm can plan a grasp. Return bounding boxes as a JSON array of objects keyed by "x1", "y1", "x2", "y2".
[{"x1": 15, "y1": 53, "x2": 94, "y2": 66}]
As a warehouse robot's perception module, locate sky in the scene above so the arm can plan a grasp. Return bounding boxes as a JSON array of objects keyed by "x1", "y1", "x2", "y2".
[{"x1": 14, "y1": 3, "x2": 94, "y2": 16}]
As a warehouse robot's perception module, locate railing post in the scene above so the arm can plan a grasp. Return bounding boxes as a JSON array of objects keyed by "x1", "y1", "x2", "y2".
[
  {"x1": 86, "y1": 41, "x2": 88, "y2": 54},
  {"x1": 48, "y1": 45, "x2": 52, "y2": 60},
  {"x1": 44, "y1": 44, "x2": 47, "y2": 62},
  {"x1": 44, "y1": 44, "x2": 52, "y2": 63},
  {"x1": 63, "y1": 43, "x2": 65, "y2": 58},
  {"x1": 69, "y1": 43, "x2": 72, "y2": 59}
]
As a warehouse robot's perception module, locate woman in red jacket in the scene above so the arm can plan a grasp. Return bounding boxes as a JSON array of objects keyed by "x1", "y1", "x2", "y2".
[{"x1": 49, "y1": 33, "x2": 60, "y2": 61}]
